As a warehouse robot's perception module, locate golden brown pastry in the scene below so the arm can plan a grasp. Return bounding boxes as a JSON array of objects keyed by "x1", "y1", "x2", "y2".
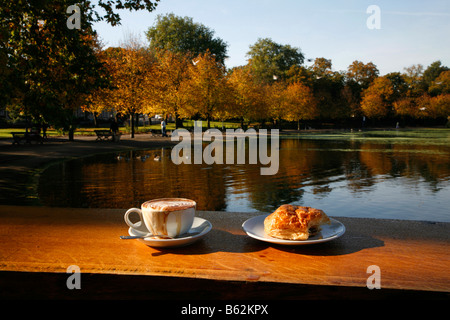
[{"x1": 264, "y1": 204, "x2": 330, "y2": 240}]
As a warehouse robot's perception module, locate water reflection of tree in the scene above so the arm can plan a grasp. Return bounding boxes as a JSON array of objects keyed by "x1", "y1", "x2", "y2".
[
  {"x1": 240, "y1": 138, "x2": 449, "y2": 212},
  {"x1": 38, "y1": 139, "x2": 450, "y2": 211},
  {"x1": 88, "y1": 149, "x2": 228, "y2": 210},
  {"x1": 358, "y1": 143, "x2": 450, "y2": 192}
]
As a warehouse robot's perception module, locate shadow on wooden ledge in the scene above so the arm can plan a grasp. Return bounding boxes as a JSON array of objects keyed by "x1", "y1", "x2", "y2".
[{"x1": 0, "y1": 271, "x2": 448, "y2": 300}]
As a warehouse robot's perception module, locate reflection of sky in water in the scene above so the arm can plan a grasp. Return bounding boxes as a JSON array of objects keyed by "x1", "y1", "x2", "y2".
[
  {"x1": 300, "y1": 176, "x2": 449, "y2": 222},
  {"x1": 225, "y1": 173, "x2": 450, "y2": 222},
  {"x1": 38, "y1": 136, "x2": 450, "y2": 222}
]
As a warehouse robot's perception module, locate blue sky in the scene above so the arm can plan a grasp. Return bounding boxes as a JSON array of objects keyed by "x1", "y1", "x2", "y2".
[{"x1": 93, "y1": 0, "x2": 450, "y2": 75}]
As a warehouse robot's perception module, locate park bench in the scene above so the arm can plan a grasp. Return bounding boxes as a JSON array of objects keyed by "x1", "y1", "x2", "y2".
[
  {"x1": 94, "y1": 130, "x2": 121, "y2": 142},
  {"x1": 11, "y1": 132, "x2": 44, "y2": 145}
]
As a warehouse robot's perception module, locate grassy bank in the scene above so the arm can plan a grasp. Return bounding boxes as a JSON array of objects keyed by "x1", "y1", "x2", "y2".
[
  {"x1": 282, "y1": 128, "x2": 450, "y2": 146},
  {"x1": 0, "y1": 120, "x2": 244, "y2": 139}
]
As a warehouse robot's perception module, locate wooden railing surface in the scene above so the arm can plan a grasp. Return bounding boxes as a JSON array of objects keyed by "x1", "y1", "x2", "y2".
[{"x1": 0, "y1": 205, "x2": 448, "y2": 299}]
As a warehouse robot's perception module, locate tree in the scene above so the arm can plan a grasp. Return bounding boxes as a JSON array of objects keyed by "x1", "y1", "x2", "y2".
[
  {"x1": 310, "y1": 57, "x2": 333, "y2": 78},
  {"x1": 182, "y1": 51, "x2": 230, "y2": 128},
  {"x1": 428, "y1": 70, "x2": 450, "y2": 96},
  {"x1": 92, "y1": 0, "x2": 160, "y2": 26},
  {"x1": 247, "y1": 38, "x2": 304, "y2": 83},
  {"x1": 265, "y1": 80, "x2": 287, "y2": 128},
  {"x1": 227, "y1": 64, "x2": 267, "y2": 127},
  {"x1": 422, "y1": 61, "x2": 449, "y2": 91},
  {"x1": 346, "y1": 60, "x2": 379, "y2": 90},
  {"x1": 309, "y1": 60, "x2": 350, "y2": 120},
  {"x1": 1, "y1": 0, "x2": 160, "y2": 135},
  {"x1": 385, "y1": 72, "x2": 408, "y2": 101},
  {"x1": 427, "y1": 94, "x2": 450, "y2": 119},
  {"x1": 415, "y1": 94, "x2": 450, "y2": 120},
  {"x1": 285, "y1": 65, "x2": 314, "y2": 86},
  {"x1": 92, "y1": 42, "x2": 154, "y2": 138},
  {"x1": 361, "y1": 77, "x2": 394, "y2": 119},
  {"x1": 83, "y1": 47, "x2": 118, "y2": 127},
  {"x1": 146, "y1": 13, "x2": 228, "y2": 64},
  {"x1": 403, "y1": 64, "x2": 425, "y2": 97},
  {"x1": 149, "y1": 49, "x2": 192, "y2": 128},
  {"x1": 393, "y1": 97, "x2": 420, "y2": 119},
  {"x1": 118, "y1": 45, "x2": 154, "y2": 138},
  {"x1": 283, "y1": 82, "x2": 317, "y2": 130}
]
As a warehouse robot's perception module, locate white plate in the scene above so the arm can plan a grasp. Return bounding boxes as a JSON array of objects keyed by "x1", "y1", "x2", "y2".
[
  {"x1": 242, "y1": 215, "x2": 345, "y2": 245},
  {"x1": 128, "y1": 217, "x2": 212, "y2": 248}
]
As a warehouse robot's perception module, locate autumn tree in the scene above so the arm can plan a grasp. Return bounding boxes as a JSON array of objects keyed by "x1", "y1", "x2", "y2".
[
  {"x1": 227, "y1": 65, "x2": 267, "y2": 128},
  {"x1": 283, "y1": 82, "x2": 317, "y2": 130},
  {"x1": 393, "y1": 97, "x2": 420, "y2": 119},
  {"x1": 310, "y1": 57, "x2": 333, "y2": 78},
  {"x1": 149, "y1": 49, "x2": 191, "y2": 128},
  {"x1": 1, "y1": 0, "x2": 160, "y2": 134},
  {"x1": 346, "y1": 60, "x2": 379, "y2": 90},
  {"x1": 422, "y1": 61, "x2": 449, "y2": 91},
  {"x1": 119, "y1": 45, "x2": 154, "y2": 138},
  {"x1": 285, "y1": 65, "x2": 314, "y2": 86},
  {"x1": 361, "y1": 77, "x2": 394, "y2": 119},
  {"x1": 182, "y1": 51, "x2": 230, "y2": 128},
  {"x1": 394, "y1": 69, "x2": 450, "y2": 122},
  {"x1": 83, "y1": 47, "x2": 118, "y2": 127},
  {"x1": 93, "y1": 41, "x2": 154, "y2": 138},
  {"x1": 265, "y1": 80, "x2": 288, "y2": 128},
  {"x1": 428, "y1": 70, "x2": 450, "y2": 96},
  {"x1": 403, "y1": 64, "x2": 425, "y2": 97},
  {"x1": 426, "y1": 94, "x2": 450, "y2": 120}
]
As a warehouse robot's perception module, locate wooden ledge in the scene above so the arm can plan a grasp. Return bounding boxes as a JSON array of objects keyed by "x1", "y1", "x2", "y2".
[{"x1": 0, "y1": 205, "x2": 449, "y2": 299}]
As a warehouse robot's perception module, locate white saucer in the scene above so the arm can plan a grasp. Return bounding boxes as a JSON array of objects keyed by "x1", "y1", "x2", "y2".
[
  {"x1": 128, "y1": 217, "x2": 212, "y2": 248},
  {"x1": 242, "y1": 215, "x2": 345, "y2": 245}
]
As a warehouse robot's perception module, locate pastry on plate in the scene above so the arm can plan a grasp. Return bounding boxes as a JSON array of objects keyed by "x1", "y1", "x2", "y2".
[{"x1": 264, "y1": 204, "x2": 330, "y2": 240}]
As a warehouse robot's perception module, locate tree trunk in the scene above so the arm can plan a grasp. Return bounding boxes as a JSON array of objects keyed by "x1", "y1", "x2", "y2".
[
  {"x1": 175, "y1": 112, "x2": 183, "y2": 129},
  {"x1": 93, "y1": 112, "x2": 98, "y2": 127},
  {"x1": 68, "y1": 126, "x2": 74, "y2": 141},
  {"x1": 130, "y1": 113, "x2": 135, "y2": 138}
]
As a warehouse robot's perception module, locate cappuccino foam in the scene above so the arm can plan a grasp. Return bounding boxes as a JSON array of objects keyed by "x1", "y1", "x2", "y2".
[{"x1": 143, "y1": 198, "x2": 196, "y2": 211}]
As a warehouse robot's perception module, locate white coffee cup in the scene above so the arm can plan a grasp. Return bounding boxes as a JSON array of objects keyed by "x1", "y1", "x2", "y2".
[{"x1": 124, "y1": 198, "x2": 196, "y2": 238}]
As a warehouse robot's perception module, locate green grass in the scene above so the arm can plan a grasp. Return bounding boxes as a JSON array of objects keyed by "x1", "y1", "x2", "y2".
[
  {"x1": 2, "y1": 125, "x2": 448, "y2": 146},
  {"x1": 286, "y1": 128, "x2": 450, "y2": 146}
]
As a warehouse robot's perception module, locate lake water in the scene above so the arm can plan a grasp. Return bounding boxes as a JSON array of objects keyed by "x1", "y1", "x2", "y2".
[{"x1": 38, "y1": 130, "x2": 450, "y2": 222}]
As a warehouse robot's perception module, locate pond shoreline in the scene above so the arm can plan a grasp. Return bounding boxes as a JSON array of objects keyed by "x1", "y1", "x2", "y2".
[{"x1": 0, "y1": 134, "x2": 178, "y2": 206}]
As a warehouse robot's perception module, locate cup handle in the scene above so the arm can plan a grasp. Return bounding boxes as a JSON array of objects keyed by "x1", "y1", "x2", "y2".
[{"x1": 124, "y1": 208, "x2": 148, "y2": 233}]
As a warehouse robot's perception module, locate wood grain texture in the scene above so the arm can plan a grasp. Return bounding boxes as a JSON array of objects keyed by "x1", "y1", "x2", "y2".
[{"x1": 0, "y1": 205, "x2": 449, "y2": 299}]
